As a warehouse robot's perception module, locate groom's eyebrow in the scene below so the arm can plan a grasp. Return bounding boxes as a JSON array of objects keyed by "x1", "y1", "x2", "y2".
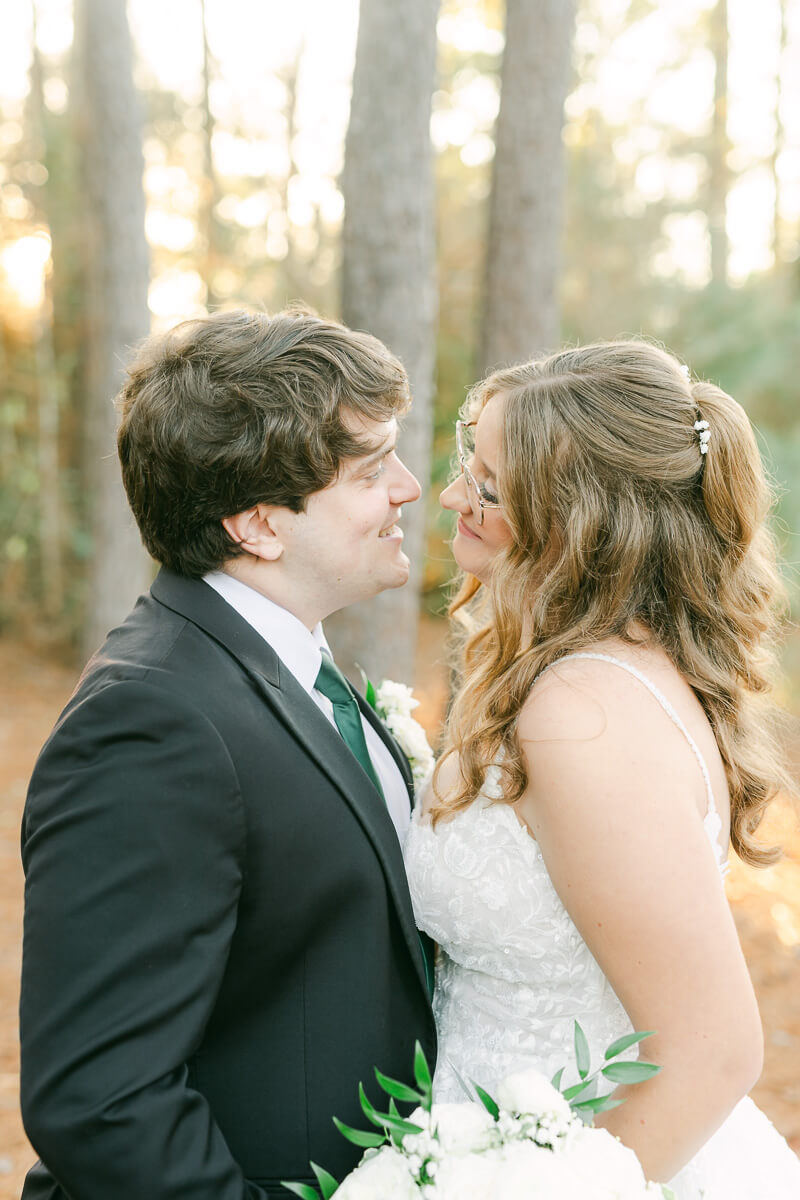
[{"x1": 355, "y1": 436, "x2": 397, "y2": 470}]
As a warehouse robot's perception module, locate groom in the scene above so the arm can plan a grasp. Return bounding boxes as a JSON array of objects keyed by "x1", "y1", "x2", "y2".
[{"x1": 19, "y1": 308, "x2": 436, "y2": 1199}]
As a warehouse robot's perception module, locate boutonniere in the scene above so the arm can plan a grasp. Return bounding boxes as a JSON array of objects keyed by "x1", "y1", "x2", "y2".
[{"x1": 365, "y1": 677, "x2": 435, "y2": 793}]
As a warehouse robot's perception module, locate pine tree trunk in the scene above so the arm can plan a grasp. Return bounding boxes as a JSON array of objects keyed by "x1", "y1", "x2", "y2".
[
  {"x1": 199, "y1": 0, "x2": 220, "y2": 309},
  {"x1": 480, "y1": 0, "x2": 576, "y2": 375},
  {"x1": 29, "y1": 3, "x2": 65, "y2": 622},
  {"x1": 708, "y1": 0, "x2": 729, "y2": 286},
  {"x1": 771, "y1": 0, "x2": 787, "y2": 266},
  {"x1": 76, "y1": 0, "x2": 151, "y2": 658},
  {"x1": 327, "y1": 0, "x2": 439, "y2": 685}
]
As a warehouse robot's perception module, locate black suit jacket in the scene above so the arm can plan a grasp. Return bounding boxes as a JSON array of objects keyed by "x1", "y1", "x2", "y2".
[{"x1": 20, "y1": 569, "x2": 436, "y2": 1199}]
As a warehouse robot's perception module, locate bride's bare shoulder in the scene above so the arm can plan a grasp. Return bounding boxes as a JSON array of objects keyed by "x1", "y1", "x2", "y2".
[
  {"x1": 517, "y1": 653, "x2": 619, "y2": 745},
  {"x1": 517, "y1": 641, "x2": 678, "y2": 749}
]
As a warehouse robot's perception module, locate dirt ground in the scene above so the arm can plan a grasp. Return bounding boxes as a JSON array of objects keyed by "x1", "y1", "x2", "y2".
[{"x1": 1, "y1": 627, "x2": 798, "y2": 1196}]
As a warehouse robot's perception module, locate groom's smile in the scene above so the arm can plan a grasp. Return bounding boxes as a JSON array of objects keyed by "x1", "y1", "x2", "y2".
[{"x1": 273, "y1": 413, "x2": 421, "y2": 625}]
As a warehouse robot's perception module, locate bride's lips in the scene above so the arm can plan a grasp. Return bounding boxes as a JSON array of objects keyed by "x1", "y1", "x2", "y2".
[{"x1": 457, "y1": 516, "x2": 481, "y2": 541}]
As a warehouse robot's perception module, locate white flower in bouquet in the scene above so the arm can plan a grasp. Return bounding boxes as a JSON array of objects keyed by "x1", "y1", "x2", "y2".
[
  {"x1": 333, "y1": 1145, "x2": 418, "y2": 1200},
  {"x1": 563, "y1": 1125, "x2": 652, "y2": 1198},
  {"x1": 496, "y1": 1067, "x2": 573, "y2": 1123},
  {"x1": 493, "y1": 1141, "x2": 585, "y2": 1199},
  {"x1": 426, "y1": 1149, "x2": 499, "y2": 1199},
  {"x1": 430, "y1": 1101, "x2": 496, "y2": 1155}
]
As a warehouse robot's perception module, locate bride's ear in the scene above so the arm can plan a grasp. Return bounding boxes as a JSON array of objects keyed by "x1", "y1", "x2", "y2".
[{"x1": 222, "y1": 505, "x2": 283, "y2": 562}]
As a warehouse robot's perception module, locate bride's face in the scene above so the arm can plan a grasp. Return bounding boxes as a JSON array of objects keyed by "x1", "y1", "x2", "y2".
[{"x1": 440, "y1": 394, "x2": 513, "y2": 583}]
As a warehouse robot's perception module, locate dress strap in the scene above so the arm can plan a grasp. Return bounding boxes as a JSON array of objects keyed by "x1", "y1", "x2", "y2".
[{"x1": 542, "y1": 653, "x2": 727, "y2": 873}]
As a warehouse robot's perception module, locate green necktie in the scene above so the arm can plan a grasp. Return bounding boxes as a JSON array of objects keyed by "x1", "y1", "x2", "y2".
[
  {"x1": 315, "y1": 653, "x2": 384, "y2": 798},
  {"x1": 316, "y1": 654, "x2": 434, "y2": 1000}
]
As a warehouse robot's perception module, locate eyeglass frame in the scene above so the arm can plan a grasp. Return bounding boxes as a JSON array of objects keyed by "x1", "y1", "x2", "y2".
[{"x1": 455, "y1": 419, "x2": 503, "y2": 526}]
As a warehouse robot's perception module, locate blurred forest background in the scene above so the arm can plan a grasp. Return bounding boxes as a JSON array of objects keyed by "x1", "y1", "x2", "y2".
[
  {"x1": 1, "y1": 0, "x2": 799, "y2": 682},
  {"x1": 1, "y1": 1, "x2": 800, "y2": 1191}
]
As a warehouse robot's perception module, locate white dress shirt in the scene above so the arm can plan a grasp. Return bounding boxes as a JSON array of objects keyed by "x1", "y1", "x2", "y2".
[{"x1": 203, "y1": 571, "x2": 411, "y2": 841}]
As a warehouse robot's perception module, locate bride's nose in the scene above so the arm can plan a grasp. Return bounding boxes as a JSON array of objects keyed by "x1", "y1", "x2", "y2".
[{"x1": 440, "y1": 474, "x2": 471, "y2": 514}]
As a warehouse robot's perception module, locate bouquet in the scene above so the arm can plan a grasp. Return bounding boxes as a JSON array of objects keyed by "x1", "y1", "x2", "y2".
[{"x1": 283, "y1": 1025, "x2": 675, "y2": 1199}]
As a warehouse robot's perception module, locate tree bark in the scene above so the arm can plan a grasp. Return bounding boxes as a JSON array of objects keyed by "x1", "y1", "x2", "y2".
[
  {"x1": 480, "y1": 0, "x2": 576, "y2": 375},
  {"x1": 75, "y1": 0, "x2": 151, "y2": 658},
  {"x1": 277, "y1": 45, "x2": 304, "y2": 303},
  {"x1": 29, "y1": 1, "x2": 65, "y2": 622},
  {"x1": 199, "y1": 0, "x2": 223, "y2": 309},
  {"x1": 327, "y1": 0, "x2": 439, "y2": 685},
  {"x1": 708, "y1": 0, "x2": 729, "y2": 286},
  {"x1": 771, "y1": 0, "x2": 787, "y2": 266}
]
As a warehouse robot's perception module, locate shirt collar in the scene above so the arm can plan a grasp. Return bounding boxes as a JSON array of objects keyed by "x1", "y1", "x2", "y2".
[{"x1": 203, "y1": 570, "x2": 330, "y2": 694}]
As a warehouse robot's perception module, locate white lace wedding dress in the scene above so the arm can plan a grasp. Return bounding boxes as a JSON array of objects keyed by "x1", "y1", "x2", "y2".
[{"x1": 403, "y1": 654, "x2": 800, "y2": 1199}]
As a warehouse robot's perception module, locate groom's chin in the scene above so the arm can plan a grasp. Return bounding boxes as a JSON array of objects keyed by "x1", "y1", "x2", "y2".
[{"x1": 388, "y1": 551, "x2": 412, "y2": 588}]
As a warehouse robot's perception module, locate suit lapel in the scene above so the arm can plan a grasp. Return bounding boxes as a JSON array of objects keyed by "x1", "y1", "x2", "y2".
[
  {"x1": 150, "y1": 569, "x2": 430, "y2": 1002},
  {"x1": 356, "y1": 692, "x2": 415, "y2": 807}
]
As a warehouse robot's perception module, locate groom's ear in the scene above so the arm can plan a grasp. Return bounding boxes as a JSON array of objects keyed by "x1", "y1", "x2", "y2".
[{"x1": 222, "y1": 505, "x2": 284, "y2": 562}]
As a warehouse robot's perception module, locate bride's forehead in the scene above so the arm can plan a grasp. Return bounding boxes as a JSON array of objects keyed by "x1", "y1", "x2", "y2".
[{"x1": 474, "y1": 394, "x2": 505, "y2": 442}]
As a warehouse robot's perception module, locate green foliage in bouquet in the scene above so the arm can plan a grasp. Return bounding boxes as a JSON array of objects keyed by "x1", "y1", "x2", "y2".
[
  {"x1": 281, "y1": 1023, "x2": 663, "y2": 1198},
  {"x1": 554, "y1": 1024, "x2": 662, "y2": 1118}
]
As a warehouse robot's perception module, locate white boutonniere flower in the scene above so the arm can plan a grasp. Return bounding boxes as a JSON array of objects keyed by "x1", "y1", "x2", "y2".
[{"x1": 367, "y1": 678, "x2": 434, "y2": 793}]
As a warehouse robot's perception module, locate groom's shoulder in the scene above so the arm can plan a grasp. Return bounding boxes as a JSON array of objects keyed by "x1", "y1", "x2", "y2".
[
  {"x1": 75, "y1": 591, "x2": 205, "y2": 692},
  {"x1": 64, "y1": 585, "x2": 252, "y2": 733}
]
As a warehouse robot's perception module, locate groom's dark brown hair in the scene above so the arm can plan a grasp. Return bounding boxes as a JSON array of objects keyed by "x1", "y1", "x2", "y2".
[{"x1": 117, "y1": 306, "x2": 410, "y2": 577}]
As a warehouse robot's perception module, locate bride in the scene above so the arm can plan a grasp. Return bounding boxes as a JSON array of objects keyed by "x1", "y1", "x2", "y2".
[{"x1": 404, "y1": 340, "x2": 800, "y2": 1197}]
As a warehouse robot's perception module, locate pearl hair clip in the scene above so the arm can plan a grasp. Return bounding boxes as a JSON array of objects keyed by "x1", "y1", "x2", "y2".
[{"x1": 694, "y1": 418, "x2": 711, "y2": 454}]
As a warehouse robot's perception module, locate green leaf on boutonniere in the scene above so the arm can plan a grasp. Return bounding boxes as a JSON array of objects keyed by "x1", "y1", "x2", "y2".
[
  {"x1": 310, "y1": 1163, "x2": 338, "y2": 1200},
  {"x1": 356, "y1": 665, "x2": 377, "y2": 709},
  {"x1": 550, "y1": 1067, "x2": 565, "y2": 1090}
]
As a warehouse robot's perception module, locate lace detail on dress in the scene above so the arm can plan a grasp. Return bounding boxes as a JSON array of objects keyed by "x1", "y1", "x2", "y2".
[
  {"x1": 403, "y1": 652, "x2": 800, "y2": 1196},
  {"x1": 405, "y1": 764, "x2": 635, "y2": 1104}
]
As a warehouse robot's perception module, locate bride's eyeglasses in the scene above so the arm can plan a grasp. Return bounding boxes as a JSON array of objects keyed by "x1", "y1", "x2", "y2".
[{"x1": 455, "y1": 420, "x2": 503, "y2": 526}]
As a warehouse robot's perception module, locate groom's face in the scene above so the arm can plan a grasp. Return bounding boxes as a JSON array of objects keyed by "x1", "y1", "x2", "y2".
[{"x1": 278, "y1": 413, "x2": 421, "y2": 620}]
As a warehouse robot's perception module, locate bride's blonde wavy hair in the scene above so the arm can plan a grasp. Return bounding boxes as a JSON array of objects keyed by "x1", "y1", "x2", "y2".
[{"x1": 431, "y1": 339, "x2": 792, "y2": 865}]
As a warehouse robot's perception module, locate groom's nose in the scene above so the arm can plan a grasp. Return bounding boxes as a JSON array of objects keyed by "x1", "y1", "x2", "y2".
[{"x1": 389, "y1": 455, "x2": 421, "y2": 504}]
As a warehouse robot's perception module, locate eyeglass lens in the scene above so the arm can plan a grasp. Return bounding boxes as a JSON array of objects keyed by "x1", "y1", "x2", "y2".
[{"x1": 457, "y1": 423, "x2": 484, "y2": 524}]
